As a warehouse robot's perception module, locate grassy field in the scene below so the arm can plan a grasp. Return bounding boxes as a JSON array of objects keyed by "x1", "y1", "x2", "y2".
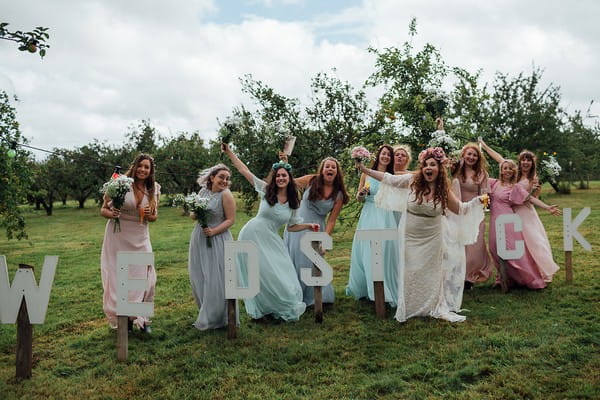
[{"x1": 0, "y1": 184, "x2": 598, "y2": 399}]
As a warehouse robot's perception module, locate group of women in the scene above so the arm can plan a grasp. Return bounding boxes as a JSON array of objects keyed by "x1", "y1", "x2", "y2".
[{"x1": 98, "y1": 133, "x2": 562, "y2": 332}]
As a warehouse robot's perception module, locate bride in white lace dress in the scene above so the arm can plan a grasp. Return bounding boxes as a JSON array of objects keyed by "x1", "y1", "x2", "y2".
[{"x1": 356, "y1": 147, "x2": 485, "y2": 323}]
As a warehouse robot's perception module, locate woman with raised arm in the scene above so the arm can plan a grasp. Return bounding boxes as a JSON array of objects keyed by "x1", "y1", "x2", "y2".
[
  {"x1": 451, "y1": 143, "x2": 493, "y2": 288},
  {"x1": 480, "y1": 140, "x2": 560, "y2": 283},
  {"x1": 281, "y1": 155, "x2": 350, "y2": 306},
  {"x1": 357, "y1": 147, "x2": 485, "y2": 322},
  {"x1": 488, "y1": 159, "x2": 561, "y2": 289},
  {"x1": 222, "y1": 143, "x2": 316, "y2": 321},
  {"x1": 100, "y1": 154, "x2": 159, "y2": 333},
  {"x1": 346, "y1": 145, "x2": 399, "y2": 307},
  {"x1": 188, "y1": 164, "x2": 236, "y2": 330}
]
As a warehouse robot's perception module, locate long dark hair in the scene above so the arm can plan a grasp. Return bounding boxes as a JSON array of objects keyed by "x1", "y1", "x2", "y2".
[
  {"x1": 265, "y1": 167, "x2": 300, "y2": 209},
  {"x1": 370, "y1": 144, "x2": 395, "y2": 174},
  {"x1": 517, "y1": 150, "x2": 537, "y2": 181},
  {"x1": 307, "y1": 157, "x2": 350, "y2": 204},
  {"x1": 126, "y1": 153, "x2": 157, "y2": 210},
  {"x1": 410, "y1": 156, "x2": 450, "y2": 215}
]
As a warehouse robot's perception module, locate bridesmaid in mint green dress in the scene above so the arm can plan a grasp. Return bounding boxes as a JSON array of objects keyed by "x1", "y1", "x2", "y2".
[
  {"x1": 346, "y1": 145, "x2": 399, "y2": 306},
  {"x1": 283, "y1": 157, "x2": 349, "y2": 306},
  {"x1": 223, "y1": 144, "x2": 317, "y2": 321}
]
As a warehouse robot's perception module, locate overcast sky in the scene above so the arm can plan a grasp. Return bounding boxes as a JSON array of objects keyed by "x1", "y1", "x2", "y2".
[{"x1": 1, "y1": 0, "x2": 598, "y2": 157}]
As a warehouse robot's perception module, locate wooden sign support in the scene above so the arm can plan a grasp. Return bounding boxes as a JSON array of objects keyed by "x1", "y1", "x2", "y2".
[
  {"x1": 16, "y1": 264, "x2": 34, "y2": 380},
  {"x1": 117, "y1": 316, "x2": 128, "y2": 361},
  {"x1": 565, "y1": 251, "x2": 573, "y2": 283},
  {"x1": 498, "y1": 259, "x2": 509, "y2": 293},
  {"x1": 227, "y1": 299, "x2": 236, "y2": 339},
  {"x1": 311, "y1": 241, "x2": 324, "y2": 323},
  {"x1": 374, "y1": 281, "x2": 385, "y2": 318}
]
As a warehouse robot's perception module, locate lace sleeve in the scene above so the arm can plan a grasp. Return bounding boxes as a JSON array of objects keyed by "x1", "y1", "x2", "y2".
[
  {"x1": 454, "y1": 197, "x2": 485, "y2": 245},
  {"x1": 252, "y1": 174, "x2": 267, "y2": 196},
  {"x1": 375, "y1": 173, "x2": 411, "y2": 212}
]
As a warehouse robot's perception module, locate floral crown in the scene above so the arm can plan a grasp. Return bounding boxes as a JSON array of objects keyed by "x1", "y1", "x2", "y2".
[
  {"x1": 272, "y1": 160, "x2": 292, "y2": 172},
  {"x1": 418, "y1": 147, "x2": 447, "y2": 164}
]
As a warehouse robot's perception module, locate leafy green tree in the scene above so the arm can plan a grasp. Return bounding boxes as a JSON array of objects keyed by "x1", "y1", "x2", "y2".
[
  {"x1": 0, "y1": 91, "x2": 32, "y2": 239},
  {"x1": 29, "y1": 153, "x2": 67, "y2": 216},
  {"x1": 0, "y1": 22, "x2": 50, "y2": 58}
]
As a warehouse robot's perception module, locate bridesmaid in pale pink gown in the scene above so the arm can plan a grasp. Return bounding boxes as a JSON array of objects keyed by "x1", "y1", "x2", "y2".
[
  {"x1": 481, "y1": 141, "x2": 561, "y2": 282},
  {"x1": 451, "y1": 143, "x2": 493, "y2": 288},
  {"x1": 488, "y1": 160, "x2": 561, "y2": 289},
  {"x1": 100, "y1": 154, "x2": 160, "y2": 333}
]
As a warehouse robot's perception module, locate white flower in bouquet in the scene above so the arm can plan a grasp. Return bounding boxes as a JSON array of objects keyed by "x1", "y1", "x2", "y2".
[
  {"x1": 184, "y1": 194, "x2": 212, "y2": 248},
  {"x1": 428, "y1": 129, "x2": 458, "y2": 155},
  {"x1": 540, "y1": 155, "x2": 562, "y2": 184},
  {"x1": 99, "y1": 175, "x2": 134, "y2": 232}
]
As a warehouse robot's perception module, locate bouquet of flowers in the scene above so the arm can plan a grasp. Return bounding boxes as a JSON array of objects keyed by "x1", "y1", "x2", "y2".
[
  {"x1": 184, "y1": 194, "x2": 212, "y2": 248},
  {"x1": 428, "y1": 129, "x2": 458, "y2": 156},
  {"x1": 539, "y1": 155, "x2": 562, "y2": 185},
  {"x1": 99, "y1": 174, "x2": 134, "y2": 233},
  {"x1": 350, "y1": 146, "x2": 372, "y2": 176}
]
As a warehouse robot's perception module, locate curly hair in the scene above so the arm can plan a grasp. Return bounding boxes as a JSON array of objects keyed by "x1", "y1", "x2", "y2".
[
  {"x1": 126, "y1": 153, "x2": 157, "y2": 210},
  {"x1": 265, "y1": 167, "x2": 300, "y2": 209},
  {"x1": 454, "y1": 143, "x2": 489, "y2": 184},
  {"x1": 410, "y1": 155, "x2": 450, "y2": 215},
  {"x1": 308, "y1": 157, "x2": 350, "y2": 204},
  {"x1": 370, "y1": 144, "x2": 395, "y2": 174},
  {"x1": 517, "y1": 150, "x2": 537, "y2": 182}
]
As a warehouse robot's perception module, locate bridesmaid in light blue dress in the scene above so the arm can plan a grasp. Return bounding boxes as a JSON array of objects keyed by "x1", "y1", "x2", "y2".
[
  {"x1": 346, "y1": 145, "x2": 399, "y2": 306},
  {"x1": 283, "y1": 157, "x2": 349, "y2": 306},
  {"x1": 223, "y1": 144, "x2": 317, "y2": 321},
  {"x1": 188, "y1": 164, "x2": 237, "y2": 330}
]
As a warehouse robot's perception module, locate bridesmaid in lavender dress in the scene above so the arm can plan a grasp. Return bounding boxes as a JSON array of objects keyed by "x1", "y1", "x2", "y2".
[
  {"x1": 283, "y1": 157, "x2": 349, "y2": 306},
  {"x1": 451, "y1": 143, "x2": 493, "y2": 288},
  {"x1": 100, "y1": 154, "x2": 159, "y2": 333},
  {"x1": 481, "y1": 141, "x2": 561, "y2": 282},
  {"x1": 488, "y1": 160, "x2": 561, "y2": 289},
  {"x1": 188, "y1": 164, "x2": 236, "y2": 330}
]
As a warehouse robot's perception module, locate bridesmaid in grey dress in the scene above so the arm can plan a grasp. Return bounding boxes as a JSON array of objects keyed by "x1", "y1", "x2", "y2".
[
  {"x1": 283, "y1": 157, "x2": 349, "y2": 306},
  {"x1": 188, "y1": 164, "x2": 237, "y2": 330}
]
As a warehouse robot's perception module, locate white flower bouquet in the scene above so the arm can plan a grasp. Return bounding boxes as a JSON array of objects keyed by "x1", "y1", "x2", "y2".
[{"x1": 100, "y1": 174, "x2": 134, "y2": 232}]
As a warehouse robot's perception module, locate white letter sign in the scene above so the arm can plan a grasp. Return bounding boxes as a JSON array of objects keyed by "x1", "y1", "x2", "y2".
[
  {"x1": 355, "y1": 229, "x2": 397, "y2": 281},
  {"x1": 224, "y1": 241, "x2": 260, "y2": 299},
  {"x1": 299, "y1": 232, "x2": 333, "y2": 286},
  {"x1": 563, "y1": 208, "x2": 592, "y2": 251},
  {"x1": 0, "y1": 255, "x2": 58, "y2": 324},
  {"x1": 116, "y1": 252, "x2": 154, "y2": 318},
  {"x1": 495, "y1": 214, "x2": 525, "y2": 260}
]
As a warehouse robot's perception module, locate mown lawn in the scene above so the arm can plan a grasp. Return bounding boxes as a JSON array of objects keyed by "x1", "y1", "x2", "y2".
[{"x1": 0, "y1": 184, "x2": 598, "y2": 399}]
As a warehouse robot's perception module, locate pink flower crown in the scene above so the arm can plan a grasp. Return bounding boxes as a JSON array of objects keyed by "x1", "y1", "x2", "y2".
[{"x1": 418, "y1": 147, "x2": 447, "y2": 164}]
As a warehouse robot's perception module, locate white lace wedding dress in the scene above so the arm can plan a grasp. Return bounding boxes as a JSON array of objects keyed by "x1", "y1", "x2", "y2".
[{"x1": 375, "y1": 173, "x2": 483, "y2": 322}]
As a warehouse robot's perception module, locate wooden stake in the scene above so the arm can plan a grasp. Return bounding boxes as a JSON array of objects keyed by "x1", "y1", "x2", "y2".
[
  {"x1": 565, "y1": 250, "x2": 573, "y2": 282},
  {"x1": 16, "y1": 264, "x2": 34, "y2": 380},
  {"x1": 499, "y1": 259, "x2": 509, "y2": 293},
  {"x1": 227, "y1": 299, "x2": 237, "y2": 339},
  {"x1": 311, "y1": 241, "x2": 324, "y2": 323},
  {"x1": 374, "y1": 281, "x2": 385, "y2": 318},
  {"x1": 117, "y1": 316, "x2": 128, "y2": 361}
]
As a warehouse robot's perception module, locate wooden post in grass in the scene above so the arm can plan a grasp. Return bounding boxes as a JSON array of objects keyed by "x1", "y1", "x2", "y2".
[
  {"x1": 565, "y1": 251, "x2": 573, "y2": 282},
  {"x1": 117, "y1": 316, "x2": 128, "y2": 361},
  {"x1": 227, "y1": 299, "x2": 236, "y2": 339},
  {"x1": 498, "y1": 258, "x2": 509, "y2": 293},
  {"x1": 15, "y1": 264, "x2": 33, "y2": 380},
  {"x1": 311, "y1": 240, "x2": 324, "y2": 323},
  {"x1": 374, "y1": 281, "x2": 385, "y2": 318}
]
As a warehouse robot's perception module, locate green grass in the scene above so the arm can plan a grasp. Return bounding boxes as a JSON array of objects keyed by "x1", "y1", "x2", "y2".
[{"x1": 0, "y1": 184, "x2": 598, "y2": 399}]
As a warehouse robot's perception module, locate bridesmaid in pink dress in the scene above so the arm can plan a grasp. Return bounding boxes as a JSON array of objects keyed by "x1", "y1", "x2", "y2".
[
  {"x1": 451, "y1": 143, "x2": 493, "y2": 288},
  {"x1": 488, "y1": 160, "x2": 561, "y2": 289},
  {"x1": 481, "y1": 141, "x2": 561, "y2": 282},
  {"x1": 100, "y1": 154, "x2": 160, "y2": 333}
]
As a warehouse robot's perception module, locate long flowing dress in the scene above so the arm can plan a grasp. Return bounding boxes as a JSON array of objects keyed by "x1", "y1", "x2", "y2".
[
  {"x1": 284, "y1": 186, "x2": 340, "y2": 305},
  {"x1": 451, "y1": 176, "x2": 493, "y2": 283},
  {"x1": 100, "y1": 183, "x2": 160, "y2": 329},
  {"x1": 488, "y1": 179, "x2": 546, "y2": 289},
  {"x1": 375, "y1": 173, "x2": 483, "y2": 322},
  {"x1": 188, "y1": 188, "x2": 237, "y2": 330},
  {"x1": 238, "y1": 175, "x2": 306, "y2": 321},
  {"x1": 514, "y1": 179, "x2": 560, "y2": 282},
  {"x1": 346, "y1": 176, "x2": 399, "y2": 306}
]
